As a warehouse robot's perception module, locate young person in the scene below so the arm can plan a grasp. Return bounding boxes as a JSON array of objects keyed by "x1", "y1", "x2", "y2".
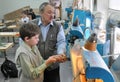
[
  {"x1": 20, "y1": 10, "x2": 29, "y2": 23},
  {"x1": 15, "y1": 22, "x2": 66, "y2": 82},
  {"x1": 29, "y1": 8, "x2": 36, "y2": 20}
]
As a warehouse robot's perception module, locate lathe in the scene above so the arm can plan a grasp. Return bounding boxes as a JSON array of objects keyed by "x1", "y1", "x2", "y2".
[{"x1": 64, "y1": 9, "x2": 115, "y2": 82}]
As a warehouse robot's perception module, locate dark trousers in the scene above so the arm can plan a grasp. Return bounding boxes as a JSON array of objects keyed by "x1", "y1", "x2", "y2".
[{"x1": 43, "y1": 67, "x2": 60, "y2": 82}]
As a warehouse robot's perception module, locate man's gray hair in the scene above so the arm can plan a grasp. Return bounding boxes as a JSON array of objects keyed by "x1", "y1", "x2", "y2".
[{"x1": 39, "y1": 2, "x2": 53, "y2": 13}]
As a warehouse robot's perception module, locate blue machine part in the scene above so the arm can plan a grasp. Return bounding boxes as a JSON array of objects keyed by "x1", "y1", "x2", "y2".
[
  {"x1": 110, "y1": 55, "x2": 120, "y2": 82},
  {"x1": 82, "y1": 48, "x2": 114, "y2": 82},
  {"x1": 72, "y1": 9, "x2": 94, "y2": 31},
  {"x1": 65, "y1": 7, "x2": 73, "y2": 14},
  {"x1": 65, "y1": 25, "x2": 84, "y2": 58},
  {"x1": 65, "y1": 7, "x2": 73, "y2": 20},
  {"x1": 97, "y1": 40, "x2": 110, "y2": 65},
  {"x1": 83, "y1": 27, "x2": 91, "y2": 40},
  {"x1": 63, "y1": 20, "x2": 69, "y2": 29},
  {"x1": 66, "y1": 25, "x2": 84, "y2": 44},
  {"x1": 111, "y1": 55, "x2": 120, "y2": 71},
  {"x1": 63, "y1": 7, "x2": 73, "y2": 30},
  {"x1": 70, "y1": 26, "x2": 83, "y2": 39},
  {"x1": 97, "y1": 44, "x2": 104, "y2": 56},
  {"x1": 65, "y1": 42, "x2": 71, "y2": 59}
]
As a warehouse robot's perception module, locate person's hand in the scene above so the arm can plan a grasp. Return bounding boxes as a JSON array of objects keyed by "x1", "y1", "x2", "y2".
[
  {"x1": 45, "y1": 56, "x2": 57, "y2": 66},
  {"x1": 53, "y1": 54, "x2": 67, "y2": 63}
]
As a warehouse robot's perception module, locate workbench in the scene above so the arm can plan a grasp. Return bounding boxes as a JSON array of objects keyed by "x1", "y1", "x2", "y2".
[
  {"x1": 0, "y1": 32, "x2": 19, "y2": 43},
  {"x1": 0, "y1": 42, "x2": 14, "y2": 57}
]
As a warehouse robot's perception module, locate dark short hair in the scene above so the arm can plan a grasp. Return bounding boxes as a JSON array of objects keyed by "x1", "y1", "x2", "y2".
[
  {"x1": 39, "y1": 2, "x2": 54, "y2": 13},
  {"x1": 29, "y1": 8, "x2": 33, "y2": 12},
  {"x1": 19, "y1": 22, "x2": 40, "y2": 41},
  {"x1": 21, "y1": 10, "x2": 28, "y2": 15}
]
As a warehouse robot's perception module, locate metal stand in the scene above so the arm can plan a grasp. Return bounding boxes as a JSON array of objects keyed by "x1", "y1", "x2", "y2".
[{"x1": 109, "y1": 27, "x2": 115, "y2": 68}]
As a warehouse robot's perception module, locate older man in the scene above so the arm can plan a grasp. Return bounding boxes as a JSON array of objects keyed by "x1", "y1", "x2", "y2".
[{"x1": 32, "y1": 2, "x2": 66, "y2": 82}]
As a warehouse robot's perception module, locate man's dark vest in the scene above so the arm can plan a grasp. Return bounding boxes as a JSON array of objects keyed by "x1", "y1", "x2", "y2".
[
  {"x1": 32, "y1": 19, "x2": 60, "y2": 70},
  {"x1": 38, "y1": 22, "x2": 60, "y2": 59}
]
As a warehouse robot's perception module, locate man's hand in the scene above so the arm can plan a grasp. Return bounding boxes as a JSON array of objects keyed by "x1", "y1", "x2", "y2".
[
  {"x1": 45, "y1": 56, "x2": 57, "y2": 66},
  {"x1": 45, "y1": 54, "x2": 67, "y2": 66},
  {"x1": 53, "y1": 54, "x2": 67, "y2": 63}
]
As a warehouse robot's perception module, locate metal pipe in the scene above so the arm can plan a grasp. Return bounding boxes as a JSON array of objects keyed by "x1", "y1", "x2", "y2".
[
  {"x1": 109, "y1": 26, "x2": 116, "y2": 68},
  {"x1": 102, "y1": 53, "x2": 120, "y2": 58}
]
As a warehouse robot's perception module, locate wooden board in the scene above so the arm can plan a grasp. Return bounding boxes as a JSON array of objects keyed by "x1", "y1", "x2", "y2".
[
  {"x1": 4, "y1": 6, "x2": 30, "y2": 20},
  {"x1": 0, "y1": 43, "x2": 13, "y2": 51},
  {"x1": 0, "y1": 32, "x2": 19, "y2": 37},
  {"x1": 70, "y1": 44, "x2": 86, "y2": 82}
]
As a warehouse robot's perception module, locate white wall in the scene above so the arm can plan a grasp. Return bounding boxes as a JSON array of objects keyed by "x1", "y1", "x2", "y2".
[
  {"x1": 109, "y1": 0, "x2": 120, "y2": 10},
  {"x1": 1, "y1": 0, "x2": 118, "y2": 20},
  {"x1": 0, "y1": 0, "x2": 73, "y2": 20},
  {"x1": 93, "y1": 0, "x2": 109, "y2": 29},
  {"x1": 97, "y1": 0, "x2": 109, "y2": 12},
  {"x1": 0, "y1": 0, "x2": 48, "y2": 19}
]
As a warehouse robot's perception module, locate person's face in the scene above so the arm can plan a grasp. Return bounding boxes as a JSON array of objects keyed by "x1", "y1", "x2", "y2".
[
  {"x1": 41, "y1": 5, "x2": 55, "y2": 24},
  {"x1": 28, "y1": 15, "x2": 32, "y2": 20},
  {"x1": 25, "y1": 34, "x2": 39, "y2": 47},
  {"x1": 21, "y1": 13, "x2": 27, "y2": 18}
]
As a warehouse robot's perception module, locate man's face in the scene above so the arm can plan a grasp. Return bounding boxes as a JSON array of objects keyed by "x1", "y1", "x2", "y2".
[{"x1": 41, "y1": 5, "x2": 55, "y2": 24}]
